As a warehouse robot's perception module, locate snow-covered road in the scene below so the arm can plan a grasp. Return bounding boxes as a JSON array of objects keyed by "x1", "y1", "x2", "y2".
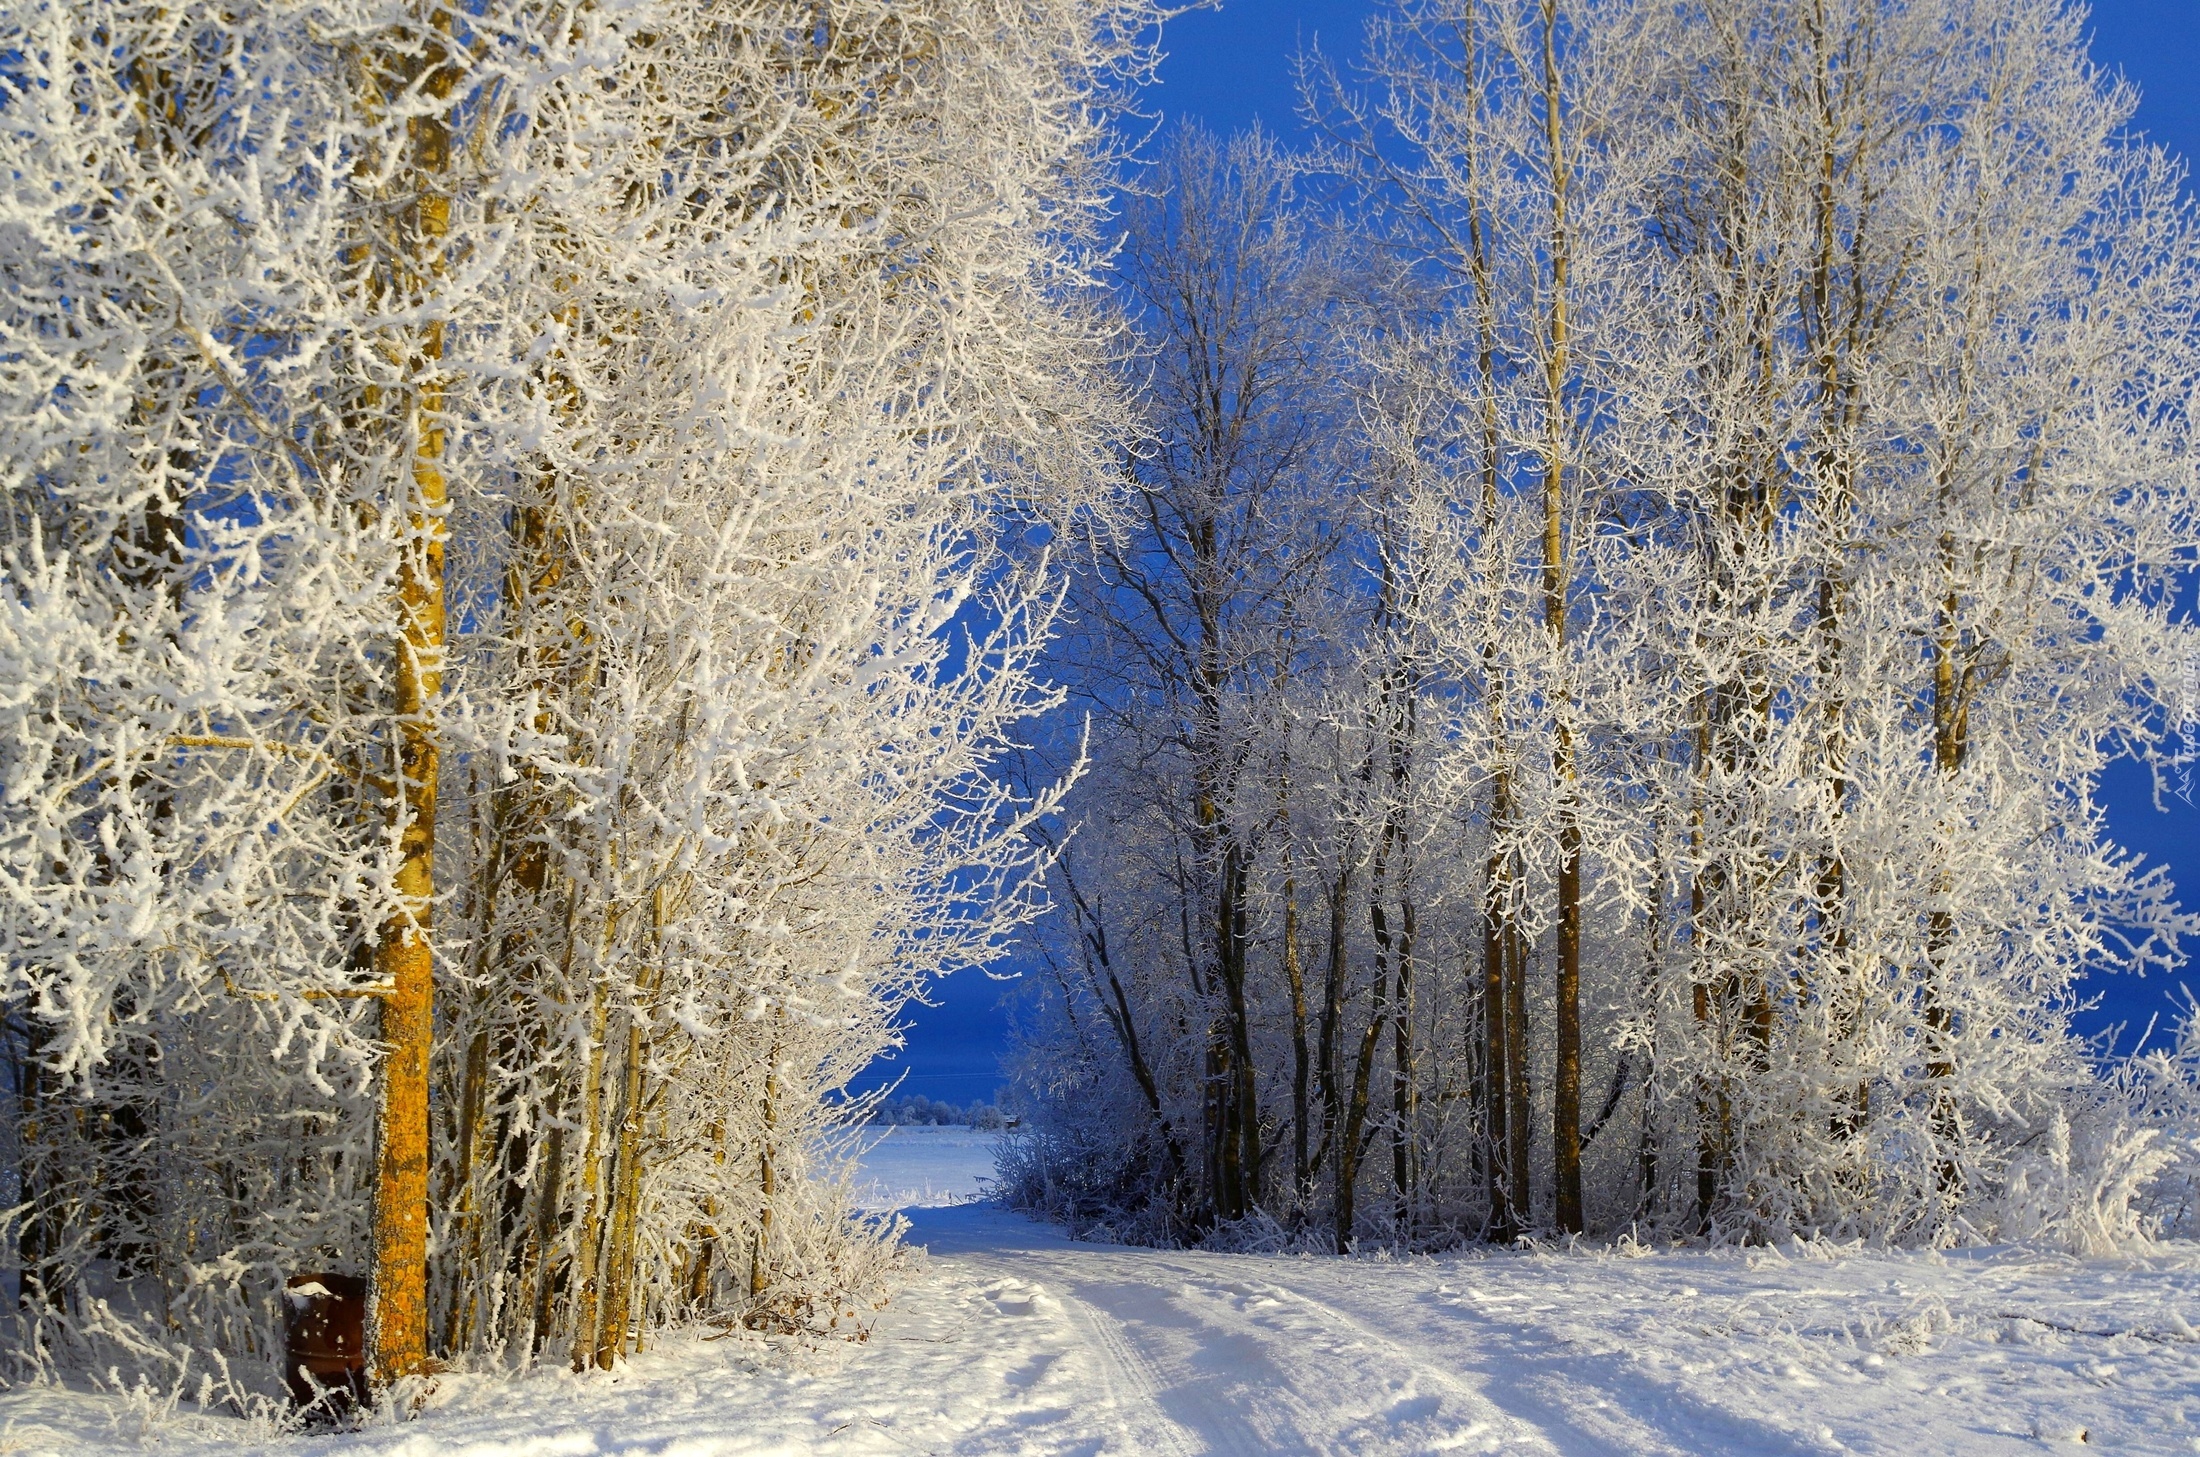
[
  {"x1": 6, "y1": 1132, "x2": 2198, "y2": 1455},
  {"x1": 825, "y1": 1202, "x2": 2200, "y2": 1456}
]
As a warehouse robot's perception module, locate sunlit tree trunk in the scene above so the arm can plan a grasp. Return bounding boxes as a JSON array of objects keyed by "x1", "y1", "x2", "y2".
[{"x1": 367, "y1": 4, "x2": 459, "y2": 1389}]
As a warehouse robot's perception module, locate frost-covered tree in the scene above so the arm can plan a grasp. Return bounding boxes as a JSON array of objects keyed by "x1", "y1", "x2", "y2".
[
  {"x1": 1, "y1": 0, "x2": 1153, "y2": 1401},
  {"x1": 425, "y1": 0, "x2": 1147, "y2": 1370},
  {"x1": 1616, "y1": 0, "x2": 2200, "y2": 1241},
  {"x1": 1007, "y1": 0, "x2": 2200, "y2": 1251},
  {"x1": 0, "y1": 0, "x2": 443, "y2": 1376},
  {"x1": 1004, "y1": 124, "x2": 1364, "y2": 1241}
]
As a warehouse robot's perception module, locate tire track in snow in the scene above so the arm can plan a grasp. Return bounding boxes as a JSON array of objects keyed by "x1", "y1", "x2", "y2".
[
  {"x1": 910, "y1": 1207, "x2": 1839, "y2": 1457},
  {"x1": 975, "y1": 1242, "x2": 1539, "y2": 1455},
  {"x1": 921, "y1": 1255, "x2": 1203, "y2": 1457},
  {"x1": 1285, "y1": 1269, "x2": 1729, "y2": 1457},
  {"x1": 1172, "y1": 1268, "x2": 1561, "y2": 1456},
  {"x1": 1294, "y1": 1265, "x2": 1859, "y2": 1457},
  {"x1": 959, "y1": 1250, "x2": 1272, "y2": 1457},
  {"x1": 1043, "y1": 1271, "x2": 1206, "y2": 1457}
]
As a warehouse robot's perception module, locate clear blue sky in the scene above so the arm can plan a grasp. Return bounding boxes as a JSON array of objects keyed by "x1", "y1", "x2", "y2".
[{"x1": 856, "y1": 0, "x2": 2200, "y2": 1103}]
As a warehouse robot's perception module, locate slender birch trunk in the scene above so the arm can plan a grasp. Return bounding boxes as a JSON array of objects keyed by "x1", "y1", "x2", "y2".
[
  {"x1": 1481, "y1": 831, "x2": 1512, "y2": 1234},
  {"x1": 1457, "y1": 31, "x2": 1522, "y2": 1234}
]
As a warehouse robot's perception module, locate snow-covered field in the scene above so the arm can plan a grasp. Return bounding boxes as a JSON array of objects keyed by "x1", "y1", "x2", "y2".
[
  {"x1": 846, "y1": 1125, "x2": 1001, "y2": 1210},
  {"x1": 4, "y1": 1134, "x2": 2197, "y2": 1455}
]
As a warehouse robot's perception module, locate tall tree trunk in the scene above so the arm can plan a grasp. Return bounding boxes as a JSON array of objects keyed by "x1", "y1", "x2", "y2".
[
  {"x1": 1216, "y1": 841, "x2": 1259, "y2": 1220},
  {"x1": 1389, "y1": 887, "x2": 1418, "y2": 1234},
  {"x1": 1312, "y1": 857, "x2": 1352, "y2": 1194},
  {"x1": 594, "y1": 887, "x2": 670, "y2": 1367},
  {"x1": 1926, "y1": 564, "x2": 1970, "y2": 1196},
  {"x1": 1459, "y1": 0, "x2": 1519, "y2": 1244},
  {"x1": 1379, "y1": 609, "x2": 1421, "y2": 1237},
  {"x1": 521, "y1": 1083, "x2": 567, "y2": 1357},
  {"x1": 1333, "y1": 811, "x2": 1396, "y2": 1248},
  {"x1": 1371, "y1": 728, "x2": 1418, "y2": 1236},
  {"x1": 1552, "y1": 770, "x2": 1584, "y2": 1234},
  {"x1": 438, "y1": 768, "x2": 507, "y2": 1359},
  {"x1": 516, "y1": 884, "x2": 584, "y2": 1356},
  {"x1": 1686, "y1": 671, "x2": 1723, "y2": 1230},
  {"x1": 1091, "y1": 910, "x2": 1187, "y2": 1199},
  {"x1": 440, "y1": 1017, "x2": 491, "y2": 1357},
  {"x1": 1533, "y1": 0, "x2": 1585, "y2": 1237},
  {"x1": 1692, "y1": 900, "x2": 1719, "y2": 1227},
  {"x1": 366, "y1": 6, "x2": 458, "y2": 1386},
  {"x1": 1333, "y1": 949, "x2": 1388, "y2": 1252},
  {"x1": 1635, "y1": 1033, "x2": 1660, "y2": 1224},
  {"x1": 1818, "y1": 565, "x2": 1862, "y2": 1144}
]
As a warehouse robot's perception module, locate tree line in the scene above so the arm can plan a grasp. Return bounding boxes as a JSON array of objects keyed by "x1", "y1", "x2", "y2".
[
  {"x1": 1004, "y1": 0, "x2": 2200, "y2": 1252},
  {"x1": 0, "y1": 0, "x2": 1152, "y2": 1404}
]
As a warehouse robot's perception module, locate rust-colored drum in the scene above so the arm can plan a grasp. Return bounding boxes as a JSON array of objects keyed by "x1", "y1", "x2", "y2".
[{"x1": 282, "y1": 1272, "x2": 368, "y2": 1413}]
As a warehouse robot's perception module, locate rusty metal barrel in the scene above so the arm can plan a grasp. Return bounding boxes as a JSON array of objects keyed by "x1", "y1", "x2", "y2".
[{"x1": 281, "y1": 1272, "x2": 368, "y2": 1413}]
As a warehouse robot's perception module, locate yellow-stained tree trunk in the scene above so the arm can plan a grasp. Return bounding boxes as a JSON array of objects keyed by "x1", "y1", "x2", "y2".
[{"x1": 366, "y1": 7, "x2": 456, "y2": 1391}]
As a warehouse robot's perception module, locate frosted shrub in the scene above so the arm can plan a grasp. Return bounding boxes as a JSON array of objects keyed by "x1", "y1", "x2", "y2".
[
  {"x1": 1995, "y1": 1109, "x2": 2176, "y2": 1255},
  {"x1": 2109, "y1": 1002, "x2": 2200, "y2": 1241},
  {"x1": 997, "y1": 1039, "x2": 1188, "y2": 1247}
]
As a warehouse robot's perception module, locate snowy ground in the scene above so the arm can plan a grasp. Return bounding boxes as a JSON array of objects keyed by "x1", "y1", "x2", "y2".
[{"x1": 4, "y1": 1133, "x2": 2198, "y2": 1454}]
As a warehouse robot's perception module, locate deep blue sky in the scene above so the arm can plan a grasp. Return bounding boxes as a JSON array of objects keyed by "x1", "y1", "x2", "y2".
[{"x1": 854, "y1": 0, "x2": 2200, "y2": 1103}]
